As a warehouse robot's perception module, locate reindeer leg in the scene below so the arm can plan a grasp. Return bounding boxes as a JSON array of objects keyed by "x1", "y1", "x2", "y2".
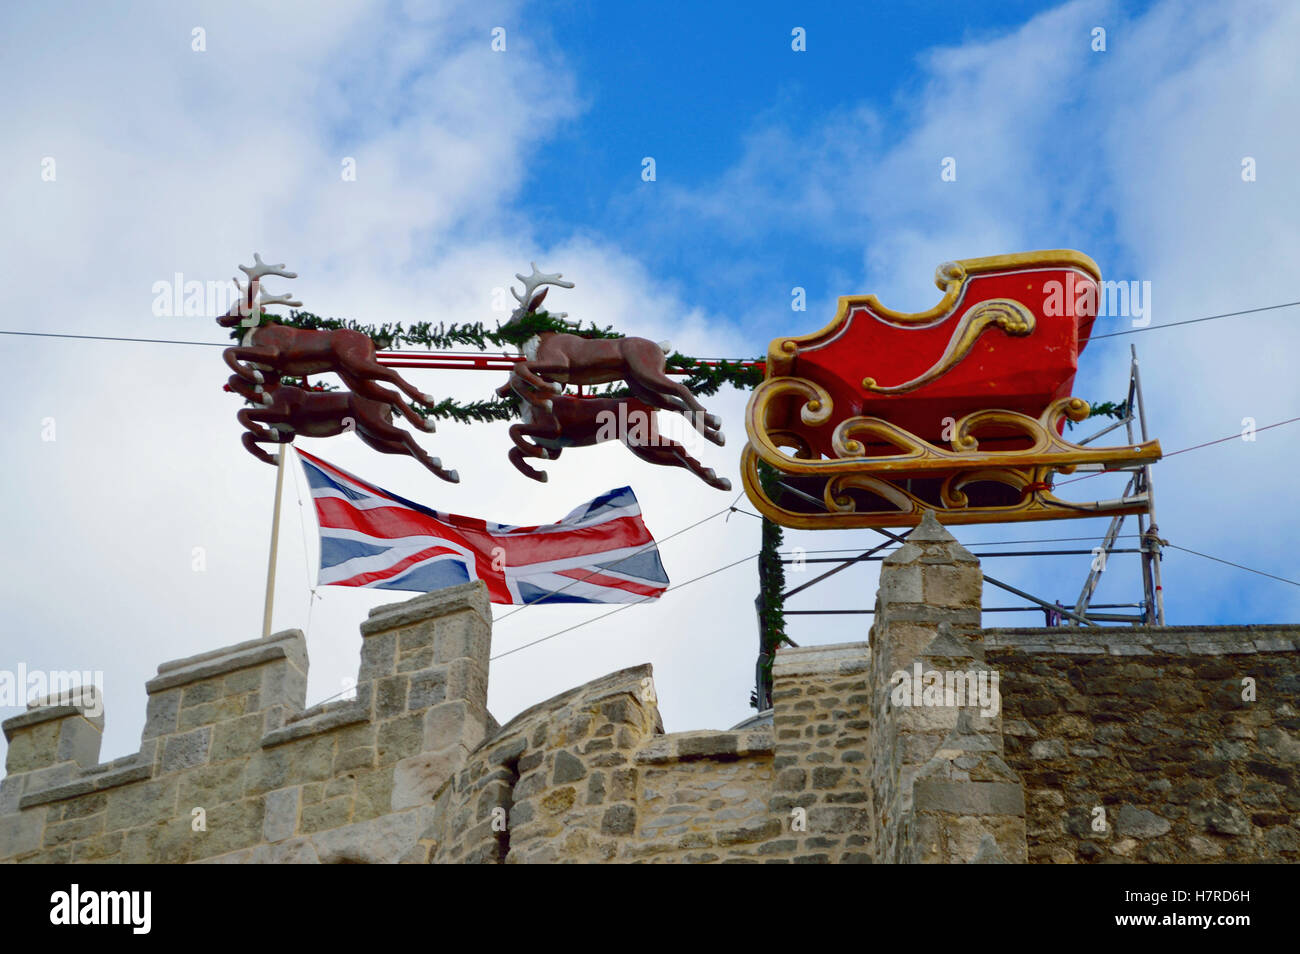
[
  {"x1": 623, "y1": 379, "x2": 725, "y2": 447},
  {"x1": 624, "y1": 418, "x2": 731, "y2": 491},
  {"x1": 624, "y1": 362, "x2": 724, "y2": 439},
  {"x1": 506, "y1": 421, "x2": 564, "y2": 481},
  {"x1": 496, "y1": 377, "x2": 554, "y2": 411},
  {"x1": 335, "y1": 349, "x2": 440, "y2": 407},
  {"x1": 354, "y1": 415, "x2": 459, "y2": 484},
  {"x1": 508, "y1": 422, "x2": 559, "y2": 459},
  {"x1": 337, "y1": 371, "x2": 438, "y2": 434},
  {"x1": 241, "y1": 431, "x2": 278, "y2": 465},
  {"x1": 508, "y1": 447, "x2": 550, "y2": 482},
  {"x1": 238, "y1": 407, "x2": 292, "y2": 465},
  {"x1": 224, "y1": 345, "x2": 279, "y2": 385},
  {"x1": 238, "y1": 406, "x2": 292, "y2": 439},
  {"x1": 513, "y1": 361, "x2": 566, "y2": 396}
]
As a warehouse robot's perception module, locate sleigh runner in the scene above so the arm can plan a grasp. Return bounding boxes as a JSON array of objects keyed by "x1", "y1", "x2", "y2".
[{"x1": 742, "y1": 250, "x2": 1163, "y2": 529}]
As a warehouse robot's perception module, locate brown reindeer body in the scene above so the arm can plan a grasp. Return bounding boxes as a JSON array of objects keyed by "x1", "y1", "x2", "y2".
[
  {"x1": 496, "y1": 373, "x2": 730, "y2": 491},
  {"x1": 504, "y1": 265, "x2": 724, "y2": 445},
  {"x1": 217, "y1": 254, "x2": 437, "y2": 436},
  {"x1": 226, "y1": 374, "x2": 458, "y2": 483}
]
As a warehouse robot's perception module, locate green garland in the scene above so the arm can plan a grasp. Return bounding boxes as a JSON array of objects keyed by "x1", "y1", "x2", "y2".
[
  {"x1": 751, "y1": 460, "x2": 795, "y2": 710},
  {"x1": 1070, "y1": 399, "x2": 1130, "y2": 430},
  {"x1": 411, "y1": 397, "x2": 518, "y2": 424},
  {"x1": 229, "y1": 308, "x2": 619, "y2": 350}
]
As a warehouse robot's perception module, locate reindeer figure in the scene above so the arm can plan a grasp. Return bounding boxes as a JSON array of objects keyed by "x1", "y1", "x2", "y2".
[
  {"x1": 504, "y1": 264, "x2": 725, "y2": 447},
  {"x1": 225, "y1": 374, "x2": 459, "y2": 483},
  {"x1": 219, "y1": 253, "x2": 438, "y2": 436},
  {"x1": 495, "y1": 370, "x2": 731, "y2": 491}
]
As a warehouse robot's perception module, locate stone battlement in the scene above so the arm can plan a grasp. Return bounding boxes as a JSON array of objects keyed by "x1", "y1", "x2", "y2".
[{"x1": 3, "y1": 513, "x2": 1298, "y2": 864}]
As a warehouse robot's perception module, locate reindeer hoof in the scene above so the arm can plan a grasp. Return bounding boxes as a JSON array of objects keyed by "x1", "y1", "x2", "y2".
[
  {"x1": 446, "y1": 470, "x2": 460, "y2": 483},
  {"x1": 714, "y1": 430, "x2": 726, "y2": 446},
  {"x1": 705, "y1": 413, "x2": 721, "y2": 429},
  {"x1": 717, "y1": 477, "x2": 733, "y2": 491},
  {"x1": 252, "y1": 370, "x2": 264, "y2": 384},
  {"x1": 431, "y1": 457, "x2": 442, "y2": 468},
  {"x1": 261, "y1": 393, "x2": 273, "y2": 407},
  {"x1": 422, "y1": 417, "x2": 437, "y2": 433},
  {"x1": 539, "y1": 472, "x2": 548, "y2": 483},
  {"x1": 543, "y1": 400, "x2": 554, "y2": 413},
  {"x1": 420, "y1": 393, "x2": 437, "y2": 406},
  {"x1": 551, "y1": 382, "x2": 563, "y2": 393}
]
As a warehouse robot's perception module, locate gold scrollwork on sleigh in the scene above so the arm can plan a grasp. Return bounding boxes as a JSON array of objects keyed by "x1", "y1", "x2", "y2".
[
  {"x1": 861, "y1": 298, "x2": 1036, "y2": 395},
  {"x1": 742, "y1": 393, "x2": 1163, "y2": 529}
]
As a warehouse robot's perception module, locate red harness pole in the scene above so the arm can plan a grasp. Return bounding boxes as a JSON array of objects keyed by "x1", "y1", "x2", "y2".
[{"x1": 374, "y1": 352, "x2": 765, "y2": 375}]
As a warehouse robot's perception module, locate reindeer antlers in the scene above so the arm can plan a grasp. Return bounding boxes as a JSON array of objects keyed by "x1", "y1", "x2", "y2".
[
  {"x1": 230, "y1": 253, "x2": 302, "y2": 323},
  {"x1": 511, "y1": 262, "x2": 575, "y2": 317},
  {"x1": 238, "y1": 252, "x2": 298, "y2": 281},
  {"x1": 257, "y1": 289, "x2": 303, "y2": 309}
]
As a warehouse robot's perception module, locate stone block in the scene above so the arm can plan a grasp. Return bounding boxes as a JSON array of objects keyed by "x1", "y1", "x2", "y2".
[
  {"x1": 105, "y1": 777, "x2": 178, "y2": 831},
  {"x1": 878, "y1": 564, "x2": 923, "y2": 605},
  {"x1": 601, "y1": 804, "x2": 636, "y2": 836},
  {"x1": 0, "y1": 810, "x2": 43, "y2": 859},
  {"x1": 209, "y1": 714, "x2": 263, "y2": 762},
  {"x1": 264, "y1": 787, "x2": 299, "y2": 842},
  {"x1": 142, "y1": 689, "x2": 180, "y2": 740},
  {"x1": 1115, "y1": 805, "x2": 1171, "y2": 839},
  {"x1": 432, "y1": 612, "x2": 492, "y2": 665},
  {"x1": 422, "y1": 701, "x2": 486, "y2": 752},
  {"x1": 377, "y1": 713, "x2": 425, "y2": 764},
  {"x1": 553, "y1": 750, "x2": 587, "y2": 784},
  {"x1": 922, "y1": 564, "x2": 983, "y2": 609},
  {"x1": 393, "y1": 748, "x2": 465, "y2": 809},
  {"x1": 312, "y1": 809, "x2": 437, "y2": 864},
  {"x1": 911, "y1": 780, "x2": 1025, "y2": 816},
  {"x1": 359, "y1": 631, "x2": 397, "y2": 682},
  {"x1": 161, "y1": 727, "x2": 212, "y2": 774}
]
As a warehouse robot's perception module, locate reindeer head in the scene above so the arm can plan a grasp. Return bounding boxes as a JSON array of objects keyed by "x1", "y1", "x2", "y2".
[
  {"x1": 507, "y1": 262, "x2": 574, "y2": 324},
  {"x1": 218, "y1": 253, "x2": 301, "y2": 327}
]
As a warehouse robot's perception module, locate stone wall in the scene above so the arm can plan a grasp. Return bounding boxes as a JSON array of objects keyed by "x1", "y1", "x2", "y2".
[
  {"x1": 2, "y1": 513, "x2": 1296, "y2": 864},
  {"x1": 769, "y1": 643, "x2": 873, "y2": 862},
  {"x1": 988, "y1": 625, "x2": 1300, "y2": 863},
  {"x1": 0, "y1": 584, "x2": 496, "y2": 864},
  {"x1": 426, "y1": 665, "x2": 776, "y2": 863}
]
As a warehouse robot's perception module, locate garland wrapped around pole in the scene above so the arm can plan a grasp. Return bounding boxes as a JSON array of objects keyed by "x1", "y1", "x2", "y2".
[{"x1": 751, "y1": 460, "x2": 794, "y2": 711}]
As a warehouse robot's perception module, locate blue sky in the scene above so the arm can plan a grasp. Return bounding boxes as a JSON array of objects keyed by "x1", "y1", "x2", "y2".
[
  {"x1": 521, "y1": 0, "x2": 1160, "y2": 324},
  {"x1": 1, "y1": 0, "x2": 1298, "y2": 765}
]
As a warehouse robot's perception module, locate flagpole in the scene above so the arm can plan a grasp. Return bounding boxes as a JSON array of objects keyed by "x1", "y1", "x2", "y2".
[{"x1": 262, "y1": 444, "x2": 288, "y2": 638}]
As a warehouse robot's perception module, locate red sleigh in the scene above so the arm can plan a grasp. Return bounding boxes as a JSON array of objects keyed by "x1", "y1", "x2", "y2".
[{"x1": 742, "y1": 250, "x2": 1162, "y2": 528}]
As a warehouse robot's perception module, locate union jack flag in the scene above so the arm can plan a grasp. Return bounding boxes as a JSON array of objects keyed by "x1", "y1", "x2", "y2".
[{"x1": 296, "y1": 449, "x2": 669, "y2": 604}]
